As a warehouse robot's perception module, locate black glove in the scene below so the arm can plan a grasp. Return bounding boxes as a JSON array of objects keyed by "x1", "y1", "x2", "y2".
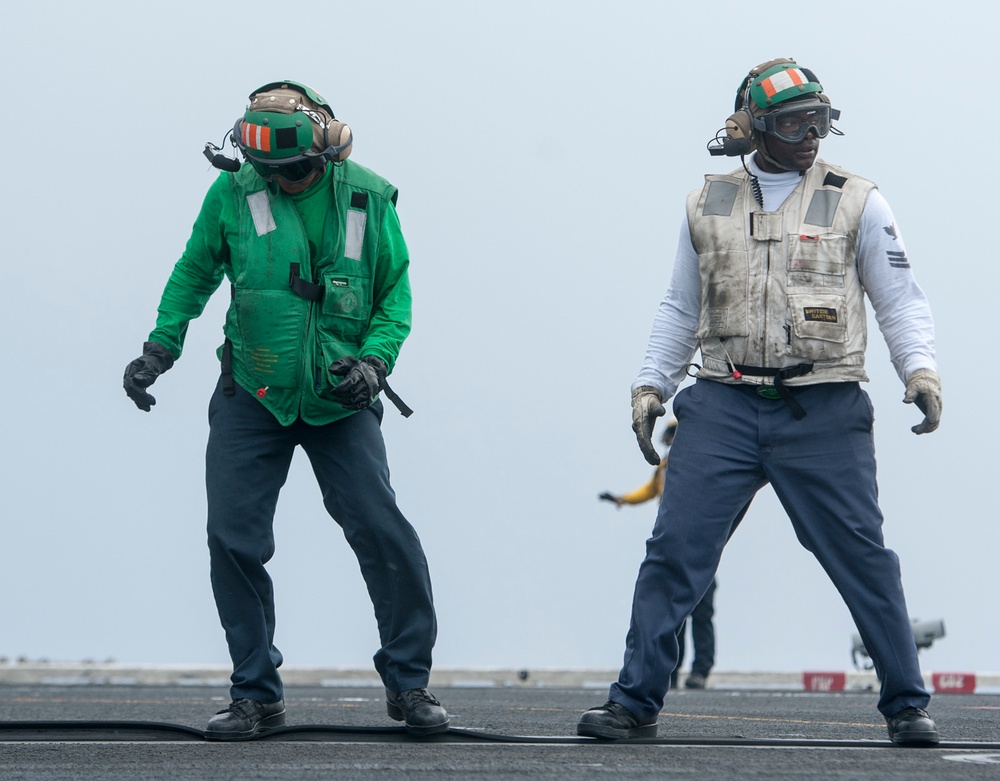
[
  {"x1": 599, "y1": 491, "x2": 625, "y2": 508},
  {"x1": 329, "y1": 355, "x2": 386, "y2": 411},
  {"x1": 123, "y1": 341, "x2": 175, "y2": 412}
]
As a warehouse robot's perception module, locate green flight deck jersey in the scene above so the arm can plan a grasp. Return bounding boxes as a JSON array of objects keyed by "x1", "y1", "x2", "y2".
[{"x1": 149, "y1": 159, "x2": 412, "y2": 426}]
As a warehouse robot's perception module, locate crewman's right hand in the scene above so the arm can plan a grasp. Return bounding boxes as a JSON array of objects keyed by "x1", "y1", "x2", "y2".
[
  {"x1": 598, "y1": 491, "x2": 625, "y2": 508},
  {"x1": 123, "y1": 341, "x2": 175, "y2": 412},
  {"x1": 631, "y1": 386, "x2": 665, "y2": 465}
]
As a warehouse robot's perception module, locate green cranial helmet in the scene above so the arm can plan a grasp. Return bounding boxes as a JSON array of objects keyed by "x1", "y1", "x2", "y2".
[
  {"x1": 744, "y1": 60, "x2": 825, "y2": 114},
  {"x1": 734, "y1": 58, "x2": 841, "y2": 169},
  {"x1": 234, "y1": 80, "x2": 353, "y2": 183}
]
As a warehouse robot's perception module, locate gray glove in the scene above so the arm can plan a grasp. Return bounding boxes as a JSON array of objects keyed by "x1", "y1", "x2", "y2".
[
  {"x1": 631, "y1": 386, "x2": 665, "y2": 465},
  {"x1": 123, "y1": 341, "x2": 175, "y2": 412},
  {"x1": 903, "y1": 368, "x2": 942, "y2": 435}
]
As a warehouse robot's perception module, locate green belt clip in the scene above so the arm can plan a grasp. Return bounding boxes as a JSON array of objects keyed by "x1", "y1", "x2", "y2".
[{"x1": 757, "y1": 386, "x2": 782, "y2": 400}]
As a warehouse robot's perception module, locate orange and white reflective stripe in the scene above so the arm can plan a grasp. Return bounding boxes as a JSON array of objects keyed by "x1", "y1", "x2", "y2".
[
  {"x1": 760, "y1": 68, "x2": 807, "y2": 98},
  {"x1": 241, "y1": 122, "x2": 272, "y2": 152}
]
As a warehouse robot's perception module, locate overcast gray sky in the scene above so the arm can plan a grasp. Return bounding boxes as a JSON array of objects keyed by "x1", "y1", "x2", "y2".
[{"x1": 2, "y1": 1, "x2": 996, "y2": 680}]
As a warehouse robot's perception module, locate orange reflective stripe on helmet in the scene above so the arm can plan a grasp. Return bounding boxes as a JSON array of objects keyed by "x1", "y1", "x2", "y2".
[
  {"x1": 758, "y1": 67, "x2": 807, "y2": 98},
  {"x1": 242, "y1": 122, "x2": 272, "y2": 153}
]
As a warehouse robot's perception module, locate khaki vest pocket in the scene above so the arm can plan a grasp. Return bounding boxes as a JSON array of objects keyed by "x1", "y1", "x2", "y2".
[
  {"x1": 787, "y1": 293, "x2": 849, "y2": 360},
  {"x1": 787, "y1": 233, "x2": 848, "y2": 288}
]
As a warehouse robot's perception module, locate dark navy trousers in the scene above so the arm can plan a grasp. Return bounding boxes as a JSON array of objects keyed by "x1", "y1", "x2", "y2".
[
  {"x1": 675, "y1": 577, "x2": 716, "y2": 679},
  {"x1": 205, "y1": 381, "x2": 437, "y2": 703},
  {"x1": 610, "y1": 380, "x2": 930, "y2": 720}
]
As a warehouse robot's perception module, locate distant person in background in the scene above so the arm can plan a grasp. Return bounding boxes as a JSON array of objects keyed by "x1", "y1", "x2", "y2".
[
  {"x1": 123, "y1": 80, "x2": 447, "y2": 740},
  {"x1": 578, "y1": 58, "x2": 942, "y2": 746},
  {"x1": 599, "y1": 420, "x2": 716, "y2": 690}
]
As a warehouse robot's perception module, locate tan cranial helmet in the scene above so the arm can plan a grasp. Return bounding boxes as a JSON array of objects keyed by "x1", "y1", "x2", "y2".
[
  {"x1": 234, "y1": 80, "x2": 353, "y2": 183},
  {"x1": 247, "y1": 81, "x2": 352, "y2": 160}
]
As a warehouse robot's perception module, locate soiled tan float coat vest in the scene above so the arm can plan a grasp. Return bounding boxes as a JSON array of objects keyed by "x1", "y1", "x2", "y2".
[{"x1": 686, "y1": 159, "x2": 875, "y2": 387}]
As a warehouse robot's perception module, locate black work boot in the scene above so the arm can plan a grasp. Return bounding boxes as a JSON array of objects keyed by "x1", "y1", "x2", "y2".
[
  {"x1": 205, "y1": 698, "x2": 286, "y2": 741},
  {"x1": 577, "y1": 700, "x2": 658, "y2": 739},
  {"x1": 886, "y1": 707, "x2": 940, "y2": 746},
  {"x1": 385, "y1": 688, "x2": 450, "y2": 736}
]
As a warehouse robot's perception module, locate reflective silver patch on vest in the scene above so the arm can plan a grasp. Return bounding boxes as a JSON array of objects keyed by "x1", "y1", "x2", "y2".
[
  {"x1": 703, "y1": 180, "x2": 739, "y2": 216},
  {"x1": 246, "y1": 192, "x2": 276, "y2": 237},
  {"x1": 804, "y1": 190, "x2": 842, "y2": 228},
  {"x1": 345, "y1": 210, "x2": 367, "y2": 261}
]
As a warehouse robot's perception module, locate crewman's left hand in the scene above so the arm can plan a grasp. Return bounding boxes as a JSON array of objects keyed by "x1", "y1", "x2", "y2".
[
  {"x1": 903, "y1": 368, "x2": 942, "y2": 435},
  {"x1": 329, "y1": 355, "x2": 386, "y2": 410}
]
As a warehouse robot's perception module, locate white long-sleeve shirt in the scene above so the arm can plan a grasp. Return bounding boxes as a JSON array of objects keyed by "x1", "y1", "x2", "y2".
[{"x1": 633, "y1": 155, "x2": 937, "y2": 400}]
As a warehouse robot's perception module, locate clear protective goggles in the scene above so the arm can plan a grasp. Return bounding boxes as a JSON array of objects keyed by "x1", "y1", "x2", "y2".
[{"x1": 754, "y1": 103, "x2": 840, "y2": 144}]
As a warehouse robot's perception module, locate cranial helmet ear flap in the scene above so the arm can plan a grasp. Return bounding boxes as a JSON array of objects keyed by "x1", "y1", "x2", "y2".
[
  {"x1": 723, "y1": 108, "x2": 754, "y2": 155},
  {"x1": 708, "y1": 106, "x2": 754, "y2": 157},
  {"x1": 325, "y1": 119, "x2": 353, "y2": 162},
  {"x1": 708, "y1": 63, "x2": 774, "y2": 157}
]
